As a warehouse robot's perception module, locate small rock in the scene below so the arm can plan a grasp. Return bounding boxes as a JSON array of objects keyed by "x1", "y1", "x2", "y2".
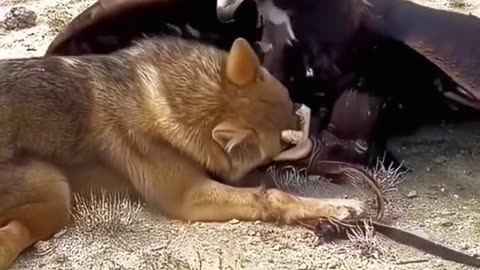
[
  {"x1": 247, "y1": 230, "x2": 256, "y2": 236},
  {"x1": 54, "y1": 255, "x2": 67, "y2": 264},
  {"x1": 462, "y1": 243, "x2": 470, "y2": 250},
  {"x1": 426, "y1": 166, "x2": 431, "y2": 172},
  {"x1": 433, "y1": 259, "x2": 444, "y2": 268},
  {"x1": 265, "y1": 228, "x2": 275, "y2": 233},
  {"x1": 302, "y1": 232, "x2": 312, "y2": 239},
  {"x1": 272, "y1": 244, "x2": 282, "y2": 251},
  {"x1": 326, "y1": 261, "x2": 339, "y2": 269},
  {"x1": 406, "y1": 190, "x2": 418, "y2": 198},
  {"x1": 298, "y1": 263, "x2": 308, "y2": 270},
  {"x1": 440, "y1": 221, "x2": 454, "y2": 227},
  {"x1": 453, "y1": 194, "x2": 459, "y2": 199},
  {"x1": 440, "y1": 210, "x2": 455, "y2": 216},
  {"x1": 434, "y1": 156, "x2": 447, "y2": 164},
  {"x1": 464, "y1": 170, "x2": 472, "y2": 176},
  {"x1": 228, "y1": 219, "x2": 240, "y2": 224},
  {"x1": 2, "y1": 6, "x2": 37, "y2": 31}
]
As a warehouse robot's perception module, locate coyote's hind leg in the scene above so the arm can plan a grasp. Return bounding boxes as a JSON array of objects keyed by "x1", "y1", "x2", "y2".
[{"x1": 0, "y1": 159, "x2": 70, "y2": 270}]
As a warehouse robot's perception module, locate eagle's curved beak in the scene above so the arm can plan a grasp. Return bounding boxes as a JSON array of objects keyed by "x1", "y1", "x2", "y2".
[{"x1": 217, "y1": 0, "x2": 246, "y2": 23}]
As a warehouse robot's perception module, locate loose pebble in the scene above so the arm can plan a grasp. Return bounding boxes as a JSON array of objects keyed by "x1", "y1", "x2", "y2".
[
  {"x1": 229, "y1": 219, "x2": 240, "y2": 224},
  {"x1": 434, "y1": 156, "x2": 446, "y2": 164},
  {"x1": 433, "y1": 260, "x2": 444, "y2": 267},
  {"x1": 406, "y1": 190, "x2": 418, "y2": 198},
  {"x1": 440, "y1": 210, "x2": 455, "y2": 216},
  {"x1": 298, "y1": 263, "x2": 308, "y2": 270},
  {"x1": 2, "y1": 6, "x2": 37, "y2": 31},
  {"x1": 272, "y1": 244, "x2": 282, "y2": 251},
  {"x1": 440, "y1": 221, "x2": 454, "y2": 227},
  {"x1": 326, "y1": 260, "x2": 339, "y2": 269}
]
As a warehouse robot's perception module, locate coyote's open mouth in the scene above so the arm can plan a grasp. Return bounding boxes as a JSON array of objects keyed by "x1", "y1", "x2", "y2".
[{"x1": 274, "y1": 103, "x2": 313, "y2": 161}]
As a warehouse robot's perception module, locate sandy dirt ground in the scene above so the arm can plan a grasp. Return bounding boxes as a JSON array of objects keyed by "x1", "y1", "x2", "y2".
[{"x1": 0, "y1": 0, "x2": 480, "y2": 269}]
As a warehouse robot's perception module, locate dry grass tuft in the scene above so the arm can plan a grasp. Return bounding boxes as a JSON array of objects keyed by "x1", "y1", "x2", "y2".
[
  {"x1": 70, "y1": 188, "x2": 145, "y2": 232},
  {"x1": 266, "y1": 155, "x2": 410, "y2": 261},
  {"x1": 370, "y1": 153, "x2": 409, "y2": 194},
  {"x1": 66, "y1": 189, "x2": 247, "y2": 270},
  {"x1": 346, "y1": 219, "x2": 387, "y2": 260},
  {"x1": 267, "y1": 165, "x2": 331, "y2": 194}
]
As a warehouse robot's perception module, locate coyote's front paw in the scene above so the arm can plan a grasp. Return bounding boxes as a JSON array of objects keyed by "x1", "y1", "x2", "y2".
[
  {"x1": 328, "y1": 199, "x2": 367, "y2": 220},
  {"x1": 263, "y1": 189, "x2": 367, "y2": 223}
]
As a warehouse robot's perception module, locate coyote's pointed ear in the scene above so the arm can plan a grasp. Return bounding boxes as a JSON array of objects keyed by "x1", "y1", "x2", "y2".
[
  {"x1": 225, "y1": 38, "x2": 261, "y2": 86},
  {"x1": 212, "y1": 120, "x2": 264, "y2": 163}
]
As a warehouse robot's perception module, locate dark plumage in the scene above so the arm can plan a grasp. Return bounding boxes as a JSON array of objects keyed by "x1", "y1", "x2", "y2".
[
  {"x1": 255, "y1": 0, "x2": 480, "y2": 167},
  {"x1": 45, "y1": 0, "x2": 480, "y2": 170}
]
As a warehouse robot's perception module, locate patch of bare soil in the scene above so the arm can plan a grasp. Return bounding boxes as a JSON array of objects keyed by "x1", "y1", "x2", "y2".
[{"x1": 0, "y1": 0, "x2": 479, "y2": 269}]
